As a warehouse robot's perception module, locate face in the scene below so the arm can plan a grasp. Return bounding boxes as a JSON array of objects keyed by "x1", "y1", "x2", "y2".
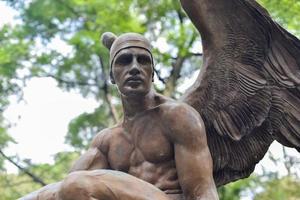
[{"x1": 111, "y1": 47, "x2": 153, "y2": 97}]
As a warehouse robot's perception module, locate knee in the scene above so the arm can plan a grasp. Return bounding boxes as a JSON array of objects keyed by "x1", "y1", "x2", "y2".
[{"x1": 59, "y1": 171, "x2": 90, "y2": 200}]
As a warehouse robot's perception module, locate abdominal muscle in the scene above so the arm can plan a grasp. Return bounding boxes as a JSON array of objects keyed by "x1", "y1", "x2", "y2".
[{"x1": 127, "y1": 160, "x2": 183, "y2": 195}]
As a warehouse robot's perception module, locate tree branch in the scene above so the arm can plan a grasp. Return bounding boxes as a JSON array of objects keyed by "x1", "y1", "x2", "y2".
[
  {"x1": 153, "y1": 68, "x2": 166, "y2": 84},
  {"x1": 98, "y1": 55, "x2": 118, "y2": 124},
  {"x1": 163, "y1": 56, "x2": 185, "y2": 97},
  {"x1": 42, "y1": 74, "x2": 98, "y2": 87},
  {"x1": 176, "y1": 9, "x2": 184, "y2": 24},
  {"x1": 0, "y1": 150, "x2": 46, "y2": 186},
  {"x1": 188, "y1": 52, "x2": 203, "y2": 57},
  {"x1": 102, "y1": 82, "x2": 118, "y2": 124}
]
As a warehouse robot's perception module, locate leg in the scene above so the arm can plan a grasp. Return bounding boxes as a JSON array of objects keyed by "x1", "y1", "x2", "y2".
[{"x1": 59, "y1": 170, "x2": 171, "y2": 200}]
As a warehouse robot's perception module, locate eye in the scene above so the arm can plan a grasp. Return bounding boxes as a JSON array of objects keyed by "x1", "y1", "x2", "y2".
[
  {"x1": 115, "y1": 54, "x2": 132, "y2": 65},
  {"x1": 137, "y1": 55, "x2": 151, "y2": 65}
]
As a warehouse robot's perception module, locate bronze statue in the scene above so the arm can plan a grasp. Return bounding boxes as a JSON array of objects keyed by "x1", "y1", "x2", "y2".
[
  {"x1": 22, "y1": 32, "x2": 219, "y2": 200},
  {"x1": 21, "y1": 0, "x2": 300, "y2": 199}
]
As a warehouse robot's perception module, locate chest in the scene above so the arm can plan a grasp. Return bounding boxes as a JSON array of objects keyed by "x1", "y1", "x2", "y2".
[{"x1": 108, "y1": 116, "x2": 174, "y2": 171}]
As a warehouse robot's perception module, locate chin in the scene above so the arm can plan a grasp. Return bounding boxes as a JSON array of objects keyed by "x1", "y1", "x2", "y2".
[{"x1": 121, "y1": 87, "x2": 150, "y2": 97}]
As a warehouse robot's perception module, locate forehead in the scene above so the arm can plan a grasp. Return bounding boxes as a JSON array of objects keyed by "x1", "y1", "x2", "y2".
[{"x1": 115, "y1": 47, "x2": 152, "y2": 57}]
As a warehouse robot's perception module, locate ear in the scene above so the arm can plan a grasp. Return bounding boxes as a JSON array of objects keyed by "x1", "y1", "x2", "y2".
[
  {"x1": 152, "y1": 63, "x2": 155, "y2": 82},
  {"x1": 101, "y1": 32, "x2": 117, "y2": 50}
]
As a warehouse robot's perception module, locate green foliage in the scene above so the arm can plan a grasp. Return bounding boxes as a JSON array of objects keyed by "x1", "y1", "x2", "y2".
[
  {"x1": 66, "y1": 105, "x2": 112, "y2": 150},
  {"x1": 218, "y1": 176, "x2": 258, "y2": 200},
  {"x1": 258, "y1": 0, "x2": 300, "y2": 36},
  {"x1": 0, "y1": 151, "x2": 80, "y2": 200},
  {"x1": 6, "y1": 0, "x2": 146, "y2": 106},
  {"x1": 254, "y1": 176, "x2": 300, "y2": 200},
  {"x1": 0, "y1": 172, "x2": 41, "y2": 200},
  {"x1": 0, "y1": 25, "x2": 31, "y2": 109},
  {"x1": 0, "y1": 119, "x2": 12, "y2": 149},
  {"x1": 24, "y1": 151, "x2": 80, "y2": 183},
  {"x1": 0, "y1": 117, "x2": 14, "y2": 169},
  {"x1": 218, "y1": 175, "x2": 300, "y2": 200},
  {"x1": 0, "y1": 23, "x2": 29, "y2": 170}
]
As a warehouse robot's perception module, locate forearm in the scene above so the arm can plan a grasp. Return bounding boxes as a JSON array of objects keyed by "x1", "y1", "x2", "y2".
[
  {"x1": 180, "y1": 169, "x2": 218, "y2": 200},
  {"x1": 69, "y1": 148, "x2": 108, "y2": 172},
  {"x1": 201, "y1": 187, "x2": 219, "y2": 200},
  {"x1": 185, "y1": 184, "x2": 219, "y2": 200},
  {"x1": 175, "y1": 147, "x2": 218, "y2": 200}
]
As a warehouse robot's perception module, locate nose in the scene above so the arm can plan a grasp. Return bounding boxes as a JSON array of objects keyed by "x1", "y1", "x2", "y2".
[{"x1": 129, "y1": 59, "x2": 140, "y2": 75}]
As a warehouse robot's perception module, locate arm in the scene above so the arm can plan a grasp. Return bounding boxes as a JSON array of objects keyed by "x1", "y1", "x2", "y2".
[
  {"x1": 166, "y1": 103, "x2": 218, "y2": 200},
  {"x1": 69, "y1": 129, "x2": 110, "y2": 172}
]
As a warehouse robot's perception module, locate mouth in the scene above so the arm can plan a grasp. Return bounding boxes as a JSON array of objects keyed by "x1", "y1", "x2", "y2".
[{"x1": 125, "y1": 76, "x2": 143, "y2": 84}]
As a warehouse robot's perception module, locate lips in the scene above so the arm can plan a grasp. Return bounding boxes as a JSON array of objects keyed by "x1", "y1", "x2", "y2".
[{"x1": 125, "y1": 76, "x2": 143, "y2": 84}]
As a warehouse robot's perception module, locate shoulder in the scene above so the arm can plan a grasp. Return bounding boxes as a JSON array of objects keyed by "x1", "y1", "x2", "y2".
[
  {"x1": 90, "y1": 125, "x2": 123, "y2": 152},
  {"x1": 159, "y1": 101, "x2": 206, "y2": 143},
  {"x1": 154, "y1": 93, "x2": 195, "y2": 114},
  {"x1": 160, "y1": 101, "x2": 204, "y2": 126}
]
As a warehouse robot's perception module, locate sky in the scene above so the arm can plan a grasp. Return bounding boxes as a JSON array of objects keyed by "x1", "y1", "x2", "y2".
[
  {"x1": 0, "y1": 2, "x2": 16, "y2": 26},
  {"x1": 1, "y1": 1, "x2": 299, "y2": 178}
]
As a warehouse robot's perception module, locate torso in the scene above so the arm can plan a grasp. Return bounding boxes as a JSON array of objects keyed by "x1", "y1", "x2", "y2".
[{"x1": 101, "y1": 104, "x2": 182, "y2": 195}]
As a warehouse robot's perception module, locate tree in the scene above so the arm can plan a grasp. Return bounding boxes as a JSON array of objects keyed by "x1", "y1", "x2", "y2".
[
  {"x1": 0, "y1": 24, "x2": 31, "y2": 168},
  {"x1": 0, "y1": 151, "x2": 79, "y2": 199},
  {"x1": 0, "y1": 0, "x2": 300, "y2": 199},
  {"x1": 0, "y1": 117, "x2": 13, "y2": 169}
]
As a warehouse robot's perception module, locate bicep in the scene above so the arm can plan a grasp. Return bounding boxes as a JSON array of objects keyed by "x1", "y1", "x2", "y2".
[{"x1": 166, "y1": 105, "x2": 216, "y2": 199}]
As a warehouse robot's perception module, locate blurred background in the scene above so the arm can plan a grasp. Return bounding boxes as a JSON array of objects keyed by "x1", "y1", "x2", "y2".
[{"x1": 0, "y1": 0, "x2": 299, "y2": 199}]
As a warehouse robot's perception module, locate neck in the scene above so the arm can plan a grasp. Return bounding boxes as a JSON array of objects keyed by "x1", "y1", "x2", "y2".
[{"x1": 121, "y1": 89, "x2": 156, "y2": 119}]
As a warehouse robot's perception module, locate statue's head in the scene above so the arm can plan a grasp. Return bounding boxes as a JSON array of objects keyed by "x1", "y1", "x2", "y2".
[{"x1": 101, "y1": 32, "x2": 154, "y2": 96}]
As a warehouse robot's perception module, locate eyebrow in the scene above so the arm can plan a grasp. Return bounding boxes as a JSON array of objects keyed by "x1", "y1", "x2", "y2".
[{"x1": 117, "y1": 52, "x2": 150, "y2": 57}]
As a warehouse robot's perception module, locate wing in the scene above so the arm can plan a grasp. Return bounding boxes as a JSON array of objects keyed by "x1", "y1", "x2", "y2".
[{"x1": 180, "y1": 0, "x2": 300, "y2": 186}]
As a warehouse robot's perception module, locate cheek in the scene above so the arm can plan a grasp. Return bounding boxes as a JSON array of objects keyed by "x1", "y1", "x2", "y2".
[
  {"x1": 147, "y1": 67, "x2": 154, "y2": 81},
  {"x1": 142, "y1": 65, "x2": 153, "y2": 75},
  {"x1": 112, "y1": 68, "x2": 125, "y2": 81}
]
